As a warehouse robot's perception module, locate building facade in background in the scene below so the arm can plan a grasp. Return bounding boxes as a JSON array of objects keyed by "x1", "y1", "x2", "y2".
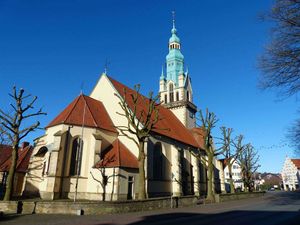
[
  {"x1": 281, "y1": 157, "x2": 300, "y2": 191},
  {"x1": 0, "y1": 143, "x2": 33, "y2": 197},
  {"x1": 222, "y1": 158, "x2": 244, "y2": 192}
]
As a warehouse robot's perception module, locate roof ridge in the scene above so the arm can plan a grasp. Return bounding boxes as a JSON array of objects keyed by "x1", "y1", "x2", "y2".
[
  {"x1": 16, "y1": 146, "x2": 30, "y2": 169},
  {"x1": 107, "y1": 76, "x2": 150, "y2": 100},
  {"x1": 117, "y1": 139, "x2": 138, "y2": 160},
  {"x1": 64, "y1": 95, "x2": 82, "y2": 124},
  {"x1": 0, "y1": 146, "x2": 32, "y2": 172},
  {"x1": 83, "y1": 96, "x2": 98, "y2": 127},
  {"x1": 108, "y1": 76, "x2": 200, "y2": 148},
  {"x1": 0, "y1": 152, "x2": 13, "y2": 169}
]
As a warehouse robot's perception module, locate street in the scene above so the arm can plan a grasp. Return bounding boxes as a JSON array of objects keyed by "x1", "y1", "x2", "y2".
[{"x1": 1, "y1": 191, "x2": 300, "y2": 225}]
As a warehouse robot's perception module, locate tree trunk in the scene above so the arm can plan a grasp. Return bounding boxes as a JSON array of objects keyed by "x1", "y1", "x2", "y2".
[
  {"x1": 4, "y1": 143, "x2": 18, "y2": 201},
  {"x1": 228, "y1": 164, "x2": 235, "y2": 193},
  {"x1": 138, "y1": 141, "x2": 146, "y2": 200},
  {"x1": 102, "y1": 185, "x2": 106, "y2": 201},
  {"x1": 243, "y1": 174, "x2": 249, "y2": 192},
  {"x1": 206, "y1": 153, "x2": 215, "y2": 202},
  {"x1": 111, "y1": 167, "x2": 115, "y2": 201},
  {"x1": 101, "y1": 169, "x2": 106, "y2": 201}
]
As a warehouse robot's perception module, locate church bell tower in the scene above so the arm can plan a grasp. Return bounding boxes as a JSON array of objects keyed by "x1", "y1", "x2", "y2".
[{"x1": 159, "y1": 14, "x2": 197, "y2": 129}]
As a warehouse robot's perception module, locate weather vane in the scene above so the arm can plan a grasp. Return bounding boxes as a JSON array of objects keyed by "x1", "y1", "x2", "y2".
[{"x1": 172, "y1": 11, "x2": 175, "y2": 26}]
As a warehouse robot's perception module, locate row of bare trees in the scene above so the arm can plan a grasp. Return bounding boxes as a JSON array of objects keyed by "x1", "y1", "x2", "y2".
[
  {"x1": 198, "y1": 109, "x2": 260, "y2": 201},
  {"x1": 116, "y1": 85, "x2": 260, "y2": 201},
  {"x1": 220, "y1": 128, "x2": 260, "y2": 193}
]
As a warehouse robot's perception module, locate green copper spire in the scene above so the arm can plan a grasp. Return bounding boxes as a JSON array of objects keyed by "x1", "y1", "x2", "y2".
[{"x1": 165, "y1": 11, "x2": 184, "y2": 86}]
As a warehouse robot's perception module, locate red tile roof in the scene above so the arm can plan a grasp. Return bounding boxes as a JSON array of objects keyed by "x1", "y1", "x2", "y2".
[
  {"x1": 0, "y1": 144, "x2": 33, "y2": 173},
  {"x1": 108, "y1": 76, "x2": 202, "y2": 149},
  {"x1": 291, "y1": 159, "x2": 300, "y2": 169},
  {"x1": 219, "y1": 158, "x2": 230, "y2": 168},
  {"x1": 47, "y1": 95, "x2": 117, "y2": 133},
  {"x1": 95, "y1": 139, "x2": 138, "y2": 169},
  {"x1": 189, "y1": 127, "x2": 206, "y2": 149}
]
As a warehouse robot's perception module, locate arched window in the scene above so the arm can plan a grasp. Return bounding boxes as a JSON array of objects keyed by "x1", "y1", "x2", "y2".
[
  {"x1": 69, "y1": 138, "x2": 83, "y2": 176},
  {"x1": 186, "y1": 91, "x2": 190, "y2": 102},
  {"x1": 35, "y1": 146, "x2": 48, "y2": 157},
  {"x1": 169, "y1": 83, "x2": 174, "y2": 103},
  {"x1": 176, "y1": 92, "x2": 179, "y2": 101},
  {"x1": 164, "y1": 94, "x2": 167, "y2": 103},
  {"x1": 153, "y1": 142, "x2": 163, "y2": 180}
]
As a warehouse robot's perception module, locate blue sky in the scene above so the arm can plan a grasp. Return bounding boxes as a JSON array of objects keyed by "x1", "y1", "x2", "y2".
[{"x1": 0, "y1": 0, "x2": 299, "y2": 173}]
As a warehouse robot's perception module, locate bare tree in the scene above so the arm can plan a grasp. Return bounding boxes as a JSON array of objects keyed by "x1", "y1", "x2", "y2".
[
  {"x1": 0, "y1": 124, "x2": 9, "y2": 145},
  {"x1": 198, "y1": 108, "x2": 219, "y2": 202},
  {"x1": 115, "y1": 84, "x2": 161, "y2": 200},
  {"x1": 229, "y1": 135, "x2": 246, "y2": 192},
  {"x1": 218, "y1": 127, "x2": 234, "y2": 193},
  {"x1": 259, "y1": 0, "x2": 300, "y2": 156},
  {"x1": 90, "y1": 167, "x2": 118, "y2": 201},
  {"x1": 237, "y1": 143, "x2": 260, "y2": 192},
  {"x1": 288, "y1": 118, "x2": 300, "y2": 155},
  {"x1": 0, "y1": 87, "x2": 46, "y2": 200},
  {"x1": 259, "y1": 0, "x2": 300, "y2": 97},
  {"x1": 90, "y1": 151, "x2": 121, "y2": 202},
  {"x1": 260, "y1": 0, "x2": 300, "y2": 156},
  {"x1": 216, "y1": 128, "x2": 245, "y2": 194}
]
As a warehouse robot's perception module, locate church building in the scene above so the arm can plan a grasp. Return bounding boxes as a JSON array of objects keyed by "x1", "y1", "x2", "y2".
[{"x1": 24, "y1": 19, "x2": 218, "y2": 201}]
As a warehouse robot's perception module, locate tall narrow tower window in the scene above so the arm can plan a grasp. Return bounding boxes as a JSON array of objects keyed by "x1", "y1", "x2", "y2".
[
  {"x1": 70, "y1": 138, "x2": 83, "y2": 176},
  {"x1": 176, "y1": 92, "x2": 179, "y2": 101},
  {"x1": 164, "y1": 94, "x2": 167, "y2": 103},
  {"x1": 187, "y1": 91, "x2": 190, "y2": 102},
  {"x1": 153, "y1": 142, "x2": 163, "y2": 180},
  {"x1": 169, "y1": 83, "x2": 174, "y2": 102}
]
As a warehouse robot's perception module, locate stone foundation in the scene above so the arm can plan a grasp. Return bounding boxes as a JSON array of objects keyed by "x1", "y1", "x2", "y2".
[{"x1": 0, "y1": 192, "x2": 265, "y2": 215}]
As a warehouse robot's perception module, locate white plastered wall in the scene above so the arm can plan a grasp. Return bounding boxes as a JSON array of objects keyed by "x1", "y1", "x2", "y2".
[
  {"x1": 282, "y1": 158, "x2": 299, "y2": 191},
  {"x1": 90, "y1": 74, "x2": 139, "y2": 158},
  {"x1": 26, "y1": 121, "x2": 120, "y2": 200}
]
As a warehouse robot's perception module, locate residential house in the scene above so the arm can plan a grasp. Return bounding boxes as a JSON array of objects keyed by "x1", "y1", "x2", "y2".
[
  {"x1": 281, "y1": 157, "x2": 300, "y2": 191},
  {"x1": 0, "y1": 142, "x2": 33, "y2": 197},
  {"x1": 222, "y1": 158, "x2": 244, "y2": 192}
]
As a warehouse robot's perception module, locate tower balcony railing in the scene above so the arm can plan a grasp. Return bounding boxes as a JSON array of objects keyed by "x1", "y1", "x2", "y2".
[{"x1": 163, "y1": 100, "x2": 197, "y2": 112}]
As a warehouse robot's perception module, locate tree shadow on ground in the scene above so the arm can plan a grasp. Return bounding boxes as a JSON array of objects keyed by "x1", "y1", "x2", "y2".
[
  {"x1": 1, "y1": 210, "x2": 300, "y2": 225},
  {"x1": 94, "y1": 210, "x2": 300, "y2": 225},
  {"x1": 0, "y1": 214, "x2": 22, "y2": 222}
]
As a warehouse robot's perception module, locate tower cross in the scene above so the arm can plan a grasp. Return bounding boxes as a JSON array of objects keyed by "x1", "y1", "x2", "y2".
[{"x1": 172, "y1": 11, "x2": 175, "y2": 28}]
